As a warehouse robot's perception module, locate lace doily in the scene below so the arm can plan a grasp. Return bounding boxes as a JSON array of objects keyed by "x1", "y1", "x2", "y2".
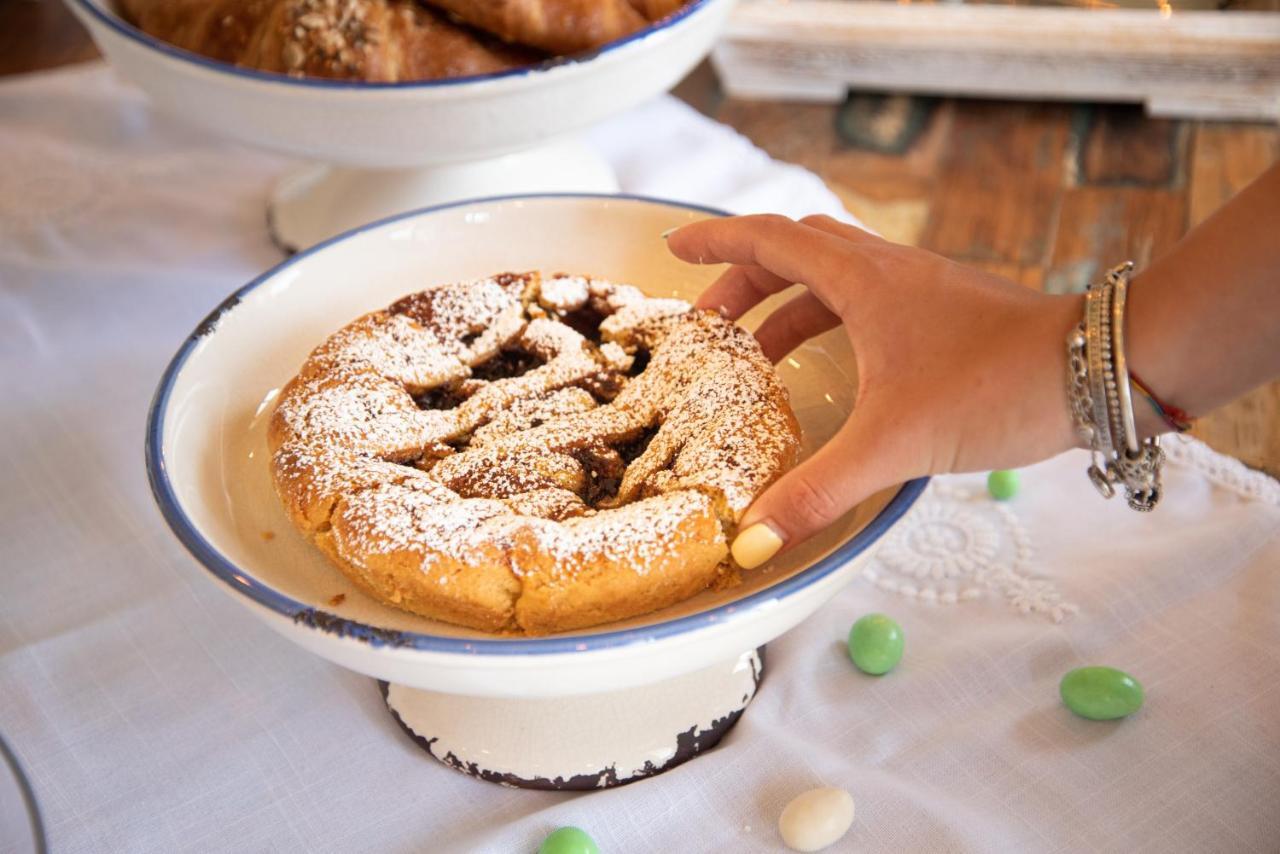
[
  {"x1": 1164, "y1": 435, "x2": 1280, "y2": 505},
  {"x1": 864, "y1": 438, "x2": 1279, "y2": 624},
  {"x1": 864, "y1": 480, "x2": 1079, "y2": 623}
]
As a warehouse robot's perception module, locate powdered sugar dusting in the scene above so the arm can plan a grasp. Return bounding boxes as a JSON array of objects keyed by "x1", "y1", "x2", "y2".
[
  {"x1": 599, "y1": 298, "x2": 693, "y2": 341},
  {"x1": 335, "y1": 480, "x2": 511, "y2": 565},
  {"x1": 534, "y1": 491, "x2": 724, "y2": 576},
  {"x1": 537, "y1": 274, "x2": 591, "y2": 312},
  {"x1": 269, "y1": 271, "x2": 801, "y2": 631}
]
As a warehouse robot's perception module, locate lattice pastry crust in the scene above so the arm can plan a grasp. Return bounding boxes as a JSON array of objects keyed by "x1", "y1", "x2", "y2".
[{"x1": 269, "y1": 272, "x2": 801, "y2": 634}]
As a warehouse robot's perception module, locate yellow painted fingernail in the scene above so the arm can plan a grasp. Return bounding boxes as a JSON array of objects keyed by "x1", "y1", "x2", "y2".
[
  {"x1": 731, "y1": 522, "x2": 784, "y2": 569},
  {"x1": 660, "y1": 226, "x2": 680, "y2": 240}
]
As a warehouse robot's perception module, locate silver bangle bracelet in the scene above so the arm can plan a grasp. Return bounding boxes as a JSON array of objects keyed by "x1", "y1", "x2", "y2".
[
  {"x1": 1084, "y1": 281, "x2": 1114, "y2": 454},
  {"x1": 1065, "y1": 262, "x2": 1165, "y2": 512},
  {"x1": 1110, "y1": 269, "x2": 1140, "y2": 455}
]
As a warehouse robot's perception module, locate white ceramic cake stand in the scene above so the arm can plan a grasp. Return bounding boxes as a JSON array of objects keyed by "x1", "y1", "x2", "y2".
[
  {"x1": 147, "y1": 195, "x2": 927, "y2": 788},
  {"x1": 67, "y1": 0, "x2": 736, "y2": 252}
]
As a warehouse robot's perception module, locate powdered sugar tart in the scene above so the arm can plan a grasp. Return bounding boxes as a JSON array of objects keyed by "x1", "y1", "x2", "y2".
[{"x1": 269, "y1": 271, "x2": 801, "y2": 634}]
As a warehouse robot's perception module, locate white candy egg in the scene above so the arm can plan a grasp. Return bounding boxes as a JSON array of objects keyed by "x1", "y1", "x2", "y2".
[{"x1": 778, "y1": 787, "x2": 855, "y2": 852}]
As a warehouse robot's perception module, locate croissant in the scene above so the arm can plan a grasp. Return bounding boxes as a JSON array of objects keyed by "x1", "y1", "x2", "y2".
[
  {"x1": 419, "y1": 0, "x2": 648, "y2": 55},
  {"x1": 119, "y1": 0, "x2": 539, "y2": 82},
  {"x1": 627, "y1": 0, "x2": 687, "y2": 21}
]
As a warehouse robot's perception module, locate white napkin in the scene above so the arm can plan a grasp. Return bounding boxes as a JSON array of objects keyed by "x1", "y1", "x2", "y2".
[{"x1": 1, "y1": 63, "x2": 1277, "y2": 854}]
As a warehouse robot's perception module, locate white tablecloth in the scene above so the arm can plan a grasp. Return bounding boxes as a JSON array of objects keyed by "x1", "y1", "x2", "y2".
[{"x1": 2, "y1": 64, "x2": 1278, "y2": 854}]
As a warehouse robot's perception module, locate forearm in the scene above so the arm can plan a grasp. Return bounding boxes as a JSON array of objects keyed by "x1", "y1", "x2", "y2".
[{"x1": 1127, "y1": 162, "x2": 1280, "y2": 434}]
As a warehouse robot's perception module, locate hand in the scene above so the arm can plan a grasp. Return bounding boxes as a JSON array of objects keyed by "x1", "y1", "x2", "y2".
[{"x1": 666, "y1": 214, "x2": 1084, "y2": 567}]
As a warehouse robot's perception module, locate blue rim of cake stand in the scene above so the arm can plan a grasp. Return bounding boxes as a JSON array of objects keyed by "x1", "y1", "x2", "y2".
[
  {"x1": 68, "y1": 0, "x2": 717, "y2": 90},
  {"x1": 145, "y1": 192, "x2": 930, "y2": 655}
]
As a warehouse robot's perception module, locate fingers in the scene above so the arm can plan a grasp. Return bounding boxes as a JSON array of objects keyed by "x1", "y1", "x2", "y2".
[
  {"x1": 668, "y1": 214, "x2": 853, "y2": 294},
  {"x1": 694, "y1": 264, "x2": 793, "y2": 319},
  {"x1": 685, "y1": 215, "x2": 878, "y2": 358},
  {"x1": 729, "y1": 411, "x2": 908, "y2": 569},
  {"x1": 672, "y1": 214, "x2": 896, "y2": 323},
  {"x1": 675, "y1": 215, "x2": 910, "y2": 567},
  {"x1": 752, "y1": 292, "x2": 841, "y2": 363},
  {"x1": 797, "y1": 213, "x2": 886, "y2": 246}
]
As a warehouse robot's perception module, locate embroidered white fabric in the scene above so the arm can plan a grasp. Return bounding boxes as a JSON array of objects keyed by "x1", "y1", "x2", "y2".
[
  {"x1": 866, "y1": 481, "x2": 1081, "y2": 624},
  {"x1": 2, "y1": 64, "x2": 1278, "y2": 854}
]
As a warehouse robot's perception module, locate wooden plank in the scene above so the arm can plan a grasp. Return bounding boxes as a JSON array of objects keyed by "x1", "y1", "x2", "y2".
[
  {"x1": 1043, "y1": 186, "x2": 1188, "y2": 294},
  {"x1": 1042, "y1": 101, "x2": 1191, "y2": 287},
  {"x1": 715, "y1": 99, "x2": 845, "y2": 170},
  {"x1": 1187, "y1": 123, "x2": 1280, "y2": 226},
  {"x1": 713, "y1": 1, "x2": 1280, "y2": 121},
  {"x1": 827, "y1": 94, "x2": 944, "y2": 244},
  {"x1": 826, "y1": 96, "x2": 950, "y2": 212},
  {"x1": 722, "y1": 2, "x2": 1280, "y2": 56},
  {"x1": 1078, "y1": 105, "x2": 1187, "y2": 188},
  {"x1": 1192, "y1": 386, "x2": 1280, "y2": 479},
  {"x1": 835, "y1": 93, "x2": 937, "y2": 156},
  {"x1": 1145, "y1": 92, "x2": 1280, "y2": 123},
  {"x1": 1047, "y1": 102, "x2": 1191, "y2": 293},
  {"x1": 1225, "y1": 0, "x2": 1280, "y2": 11},
  {"x1": 715, "y1": 94, "x2": 948, "y2": 244},
  {"x1": 918, "y1": 100, "x2": 1070, "y2": 265}
]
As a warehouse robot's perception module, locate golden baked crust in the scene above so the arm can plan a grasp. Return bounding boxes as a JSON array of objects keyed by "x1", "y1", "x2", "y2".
[
  {"x1": 118, "y1": 0, "x2": 539, "y2": 81},
  {"x1": 421, "y1": 0, "x2": 646, "y2": 55},
  {"x1": 118, "y1": 0, "x2": 692, "y2": 82},
  {"x1": 626, "y1": 0, "x2": 687, "y2": 22},
  {"x1": 268, "y1": 272, "x2": 801, "y2": 634}
]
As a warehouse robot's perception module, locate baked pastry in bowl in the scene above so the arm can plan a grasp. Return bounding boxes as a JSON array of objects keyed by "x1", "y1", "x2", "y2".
[
  {"x1": 146, "y1": 194, "x2": 926, "y2": 699},
  {"x1": 117, "y1": 0, "x2": 692, "y2": 82},
  {"x1": 269, "y1": 271, "x2": 800, "y2": 633},
  {"x1": 117, "y1": 0, "x2": 538, "y2": 81}
]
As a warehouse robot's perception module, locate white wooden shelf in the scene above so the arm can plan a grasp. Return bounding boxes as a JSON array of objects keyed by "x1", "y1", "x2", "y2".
[{"x1": 712, "y1": 0, "x2": 1280, "y2": 121}]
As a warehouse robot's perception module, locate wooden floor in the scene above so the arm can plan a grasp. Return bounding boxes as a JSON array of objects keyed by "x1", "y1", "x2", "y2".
[{"x1": 5, "y1": 0, "x2": 1279, "y2": 475}]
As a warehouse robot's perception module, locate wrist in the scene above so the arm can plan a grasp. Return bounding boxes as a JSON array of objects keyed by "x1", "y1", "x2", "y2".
[
  {"x1": 1019, "y1": 292, "x2": 1088, "y2": 458},
  {"x1": 1126, "y1": 267, "x2": 1199, "y2": 437}
]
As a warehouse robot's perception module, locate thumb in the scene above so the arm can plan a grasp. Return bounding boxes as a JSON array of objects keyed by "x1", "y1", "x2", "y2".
[{"x1": 729, "y1": 411, "x2": 908, "y2": 569}]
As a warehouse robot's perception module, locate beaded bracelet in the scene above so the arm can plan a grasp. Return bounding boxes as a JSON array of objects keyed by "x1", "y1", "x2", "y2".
[{"x1": 1065, "y1": 262, "x2": 1165, "y2": 512}]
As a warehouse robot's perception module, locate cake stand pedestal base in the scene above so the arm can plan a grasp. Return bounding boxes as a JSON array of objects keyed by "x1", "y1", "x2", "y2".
[
  {"x1": 380, "y1": 648, "x2": 764, "y2": 790},
  {"x1": 267, "y1": 137, "x2": 619, "y2": 253}
]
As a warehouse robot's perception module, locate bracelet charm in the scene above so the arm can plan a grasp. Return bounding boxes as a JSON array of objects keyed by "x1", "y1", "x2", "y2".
[{"x1": 1064, "y1": 262, "x2": 1164, "y2": 512}]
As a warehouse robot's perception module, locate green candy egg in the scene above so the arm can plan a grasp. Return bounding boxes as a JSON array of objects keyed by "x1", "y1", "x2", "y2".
[
  {"x1": 987, "y1": 470, "x2": 1020, "y2": 500},
  {"x1": 1060, "y1": 666, "x2": 1144, "y2": 720},
  {"x1": 539, "y1": 827, "x2": 600, "y2": 854},
  {"x1": 847, "y1": 614, "x2": 904, "y2": 675}
]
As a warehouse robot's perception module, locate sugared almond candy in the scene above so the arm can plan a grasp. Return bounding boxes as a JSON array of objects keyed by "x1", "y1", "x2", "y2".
[{"x1": 778, "y1": 787, "x2": 855, "y2": 852}]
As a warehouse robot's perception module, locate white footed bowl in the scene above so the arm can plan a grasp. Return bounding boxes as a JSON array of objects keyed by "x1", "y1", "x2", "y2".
[
  {"x1": 146, "y1": 195, "x2": 927, "y2": 699},
  {"x1": 67, "y1": 0, "x2": 735, "y2": 169}
]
